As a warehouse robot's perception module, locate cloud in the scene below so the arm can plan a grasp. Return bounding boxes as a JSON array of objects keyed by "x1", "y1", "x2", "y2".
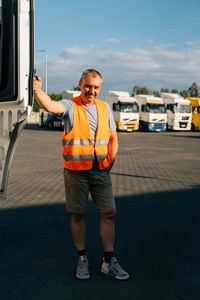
[
  {"x1": 186, "y1": 40, "x2": 200, "y2": 48},
  {"x1": 147, "y1": 39, "x2": 154, "y2": 45},
  {"x1": 105, "y1": 38, "x2": 120, "y2": 43},
  {"x1": 35, "y1": 42, "x2": 200, "y2": 98},
  {"x1": 60, "y1": 46, "x2": 91, "y2": 58}
]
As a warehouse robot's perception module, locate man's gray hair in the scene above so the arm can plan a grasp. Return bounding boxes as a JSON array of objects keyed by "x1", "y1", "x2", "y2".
[{"x1": 80, "y1": 69, "x2": 102, "y2": 81}]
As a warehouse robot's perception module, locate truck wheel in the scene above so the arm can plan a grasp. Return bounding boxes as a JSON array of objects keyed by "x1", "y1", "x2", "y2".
[{"x1": 191, "y1": 123, "x2": 195, "y2": 131}]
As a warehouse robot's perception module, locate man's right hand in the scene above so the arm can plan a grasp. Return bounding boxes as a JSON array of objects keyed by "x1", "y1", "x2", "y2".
[
  {"x1": 33, "y1": 76, "x2": 64, "y2": 115},
  {"x1": 33, "y1": 76, "x2": 42, "y2": 95}
]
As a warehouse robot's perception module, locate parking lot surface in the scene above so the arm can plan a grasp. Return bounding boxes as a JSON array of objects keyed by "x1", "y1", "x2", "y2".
[{"x1": 1, "y1": 128, "x2": 200, "y2": 300}]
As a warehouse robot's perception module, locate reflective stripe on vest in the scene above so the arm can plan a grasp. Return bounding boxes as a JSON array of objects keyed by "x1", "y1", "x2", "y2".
[
  {"x1": 95, "y1": 139, "x2": 109, "y2": 146},
  {"x1": 63, "y1": 154, "x2": 94, "y2": 161},
  {"x1": 62, "y1": 139, "x2": 109, "y2": 146},
  {"x1": 62, "y1": 139, "x2": 94, "y2": 146},
  {"x1": 96, "y1": 154, "x2": 107, "y2": 161},
  {"x1": 63, "y1": 153, "x2": 108, "y2": 163}
]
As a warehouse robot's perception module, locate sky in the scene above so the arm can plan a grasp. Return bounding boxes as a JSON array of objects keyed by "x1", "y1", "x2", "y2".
[{"x1": 35, "y1": 0, "x2": 200, "y2": 99}]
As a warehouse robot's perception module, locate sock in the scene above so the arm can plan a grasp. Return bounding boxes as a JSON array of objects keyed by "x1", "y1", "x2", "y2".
[
  {"x1": 77, "y1": 249, "x2": 86, "y2": 257},
  {"x1": 104, "y1": 251, "x2": 114, "y2": 263}
]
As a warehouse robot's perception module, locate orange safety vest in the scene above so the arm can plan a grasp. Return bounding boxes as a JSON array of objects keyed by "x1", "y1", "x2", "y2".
[{"x1": 62, "y1": 96, "x2": 111, "y2": 170}]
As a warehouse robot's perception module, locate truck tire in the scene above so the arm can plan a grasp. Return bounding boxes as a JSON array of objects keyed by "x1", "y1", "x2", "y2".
[{"x1": 48, "y1": 121, "x2": 53, "y2": 129}]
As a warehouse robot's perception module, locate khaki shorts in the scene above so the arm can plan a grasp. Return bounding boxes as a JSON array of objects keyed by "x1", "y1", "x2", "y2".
[{"x1": 64, "y1": 168, "x2": 115, "y2": 214}]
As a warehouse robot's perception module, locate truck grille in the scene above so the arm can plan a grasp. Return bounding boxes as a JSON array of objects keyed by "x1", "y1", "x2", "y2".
[
  {"x1": 179, "y1": 122, "x2": 187, "y2": 128},
  {"x1": 154, "y1": 123, "x2": 164, "y2": 129},
  {"x1": 152, "y1": 119, "x2": 165, "y2": 122},
  {"x1": 122, "y1": 119, "x2": 137, "y2": 122},
  {"x1": 125, "y1": 123, "x2": 138, "y2": 129}
]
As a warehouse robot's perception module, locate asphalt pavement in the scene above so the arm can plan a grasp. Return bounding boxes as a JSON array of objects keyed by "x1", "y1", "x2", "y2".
[{"x1": 0, "y1": 127, "x2": 200, "y2": 300}]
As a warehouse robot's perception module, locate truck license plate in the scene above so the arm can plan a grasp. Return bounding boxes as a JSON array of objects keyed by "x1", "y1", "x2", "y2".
[{"x1": 54, "y1": 121, "x2": 61, "y2": 127}]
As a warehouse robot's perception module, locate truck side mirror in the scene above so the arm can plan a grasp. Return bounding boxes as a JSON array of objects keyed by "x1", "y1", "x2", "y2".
[{"x1": 113, "y1": 103, "x2": 117, "y2": 111}]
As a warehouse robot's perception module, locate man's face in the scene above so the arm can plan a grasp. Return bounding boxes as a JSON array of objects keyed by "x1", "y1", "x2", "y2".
[{"x1": 79, "y1": 73, "x2": 102, "y2": 105}]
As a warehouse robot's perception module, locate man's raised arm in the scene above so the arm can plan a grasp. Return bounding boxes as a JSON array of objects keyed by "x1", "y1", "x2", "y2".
[{"x1": 33, "y1": 76, "x2": 64, "y2": 115}]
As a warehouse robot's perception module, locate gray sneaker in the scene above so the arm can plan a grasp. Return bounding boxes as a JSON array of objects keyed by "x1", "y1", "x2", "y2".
[
  {"x1": 101, "y1": 257, "x2": 129, "y2": 280},
  {"x1": 76, "y1": 255, "x2": 90, "y2": 280}
]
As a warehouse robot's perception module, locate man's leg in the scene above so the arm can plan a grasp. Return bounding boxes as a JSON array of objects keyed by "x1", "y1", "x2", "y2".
[
  {"x1": 63, "y1": 169, "x2": 90, "y2": 279},
  {"x1": 71, "y1": 213, "x2": 90, "y2": 280},
  {"x1": 64, "y1": 169, "x2": 89, "y2": 251},
  {"x1": 90, "y1": 172, "x2": 129, "y2": 280},
  {"x1": 90, "y1": 172, "x2": 116, "y2": 260},
  {"x1": 71, "y1": 213, "x2": 86, "y2": 251},
  {"x1": 99, "y1": 208, "x2": 129, "y2": 280},
  {"x1": 99, "y1": 208, "x2": 116, "y2": 252}
]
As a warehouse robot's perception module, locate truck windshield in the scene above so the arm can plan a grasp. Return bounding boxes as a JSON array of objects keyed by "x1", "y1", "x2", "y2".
[
  {"x1": 119, "y1": 102, "x2": 139, "y2": 112},
  {"x1": 147, "y1": 104, "x2": 166, "y2": 113},
  {"x1": 176, "y1": 104, "x2": 192, "y2": 113}
]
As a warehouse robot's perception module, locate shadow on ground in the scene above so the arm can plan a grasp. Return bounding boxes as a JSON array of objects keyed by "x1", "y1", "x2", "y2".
[
  {"x1": 170, "y1": 134, "x2": 200, "y2": 139},
  {"x1": 24, "y1": 124, "x2": 63, "y2": 132},
  {"x1": 1, "y1": 186, "x2": 200, "y2": 300}
]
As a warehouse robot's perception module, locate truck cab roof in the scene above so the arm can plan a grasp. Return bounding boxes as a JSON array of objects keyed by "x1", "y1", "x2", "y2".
[{"x1": 106, "y1": 90, "x2": 137, "y2": 103}]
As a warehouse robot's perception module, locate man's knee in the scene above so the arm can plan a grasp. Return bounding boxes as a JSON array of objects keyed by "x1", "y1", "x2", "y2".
[
  {"x1": 71, "y1": 213, "x2": 85, "y2": 223},
  {"x1": 100, "y1": 208, "x2": 116, "y2": 220}
]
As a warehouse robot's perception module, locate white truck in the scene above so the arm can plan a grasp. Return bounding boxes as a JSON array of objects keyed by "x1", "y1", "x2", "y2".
[
  {"x1": 0, "y1": 0, "x2": 34, "y2": 198},
  {"x1": 106, "y1": 91, "x2": 139, "y2": 131},
  {"x1": 62, "y1": 90, "x2": 81, "y2": 99},
  {"x1": 135, "y1": 95, "x2": 167, "y2": 131},
  {"x1": 161, "y1": 93, "x2": 192, "y2": 130}
]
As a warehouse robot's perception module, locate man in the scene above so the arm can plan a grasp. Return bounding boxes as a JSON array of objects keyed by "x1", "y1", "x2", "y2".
[{"x1": 33, "y1": 69, "x2": 129, "y2": 280}]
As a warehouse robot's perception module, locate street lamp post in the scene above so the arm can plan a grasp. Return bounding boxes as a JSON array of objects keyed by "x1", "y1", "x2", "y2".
[{"x1": 37, "y1": 49, "x2": 47, "y2": 93}]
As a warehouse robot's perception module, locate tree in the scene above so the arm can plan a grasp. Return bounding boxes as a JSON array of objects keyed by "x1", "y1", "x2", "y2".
[
  {"x1": 160, "y1": 88, "x2": 170, "y2": 93},
  {"x1": 132, "y1": 85, "x2": 149, "y2": 96},
  {"x1": 188, "y1": 82, "x2": 200, "y2": 97},
  {"x1": 179, "y1": 90, "x2": 189, "y2": 98},
  {"x1": 48, "y1": 93, "x2": 62, "y2": 101},
  {"x1": 152, "y1": 90, "x2": 161, "y2": 97},
  {"x1": 171, "y1": 89, "x2": 178, "y2": 94},
  {"x1": 33, "y1": 98, "x2": 40, "y2": 112}
]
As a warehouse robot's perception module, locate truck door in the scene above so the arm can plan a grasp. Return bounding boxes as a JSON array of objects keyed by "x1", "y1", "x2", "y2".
[{"x1": 0, "y1": 0, "x2": 34, "y2": 198}]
